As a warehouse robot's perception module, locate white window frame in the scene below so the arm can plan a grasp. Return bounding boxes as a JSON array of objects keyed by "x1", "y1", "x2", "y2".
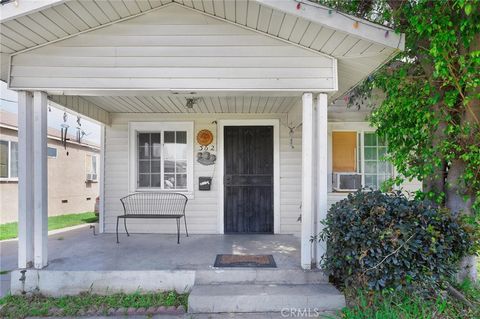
[
  {"x1": 329, "y1": 123, "x2": 395, "y2": 191},
  {"x1": 0, "y1": 139, "x2": 18, "y2": 181},
  {"x1": 128, "y1": 121, "x2": 194, "y2": 195},
  {"x1": 362, "y1": 131, "x2": 392, "y2": 189}
]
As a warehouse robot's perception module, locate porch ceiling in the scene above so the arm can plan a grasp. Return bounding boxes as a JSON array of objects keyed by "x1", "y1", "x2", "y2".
[
  {"x1": 50, "y1": 94, "x2": 299, "y2": 114},
  {"x1": 1, "y1": 0, "x2": 403, "y2": 100}
]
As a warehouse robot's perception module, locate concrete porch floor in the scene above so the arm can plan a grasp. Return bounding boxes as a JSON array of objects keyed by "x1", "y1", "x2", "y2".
[
  {"x1": 2, "y1": 226, "x2": 326, "y2": 296},
  {"x1": 2, "y1": 226, "x2": 303, "y2": 272},
  {"x1": 60, "y1": 227, "x2": 300, "y2": 271}
]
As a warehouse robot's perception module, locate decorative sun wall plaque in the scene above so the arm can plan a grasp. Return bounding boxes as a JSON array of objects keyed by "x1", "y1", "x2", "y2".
[
  {"x1": 196, "y1": 129, "x2": 216, "y2": 166},
  {"x1": 196, "y1": 129, "x2": 214, "y2": 146}
]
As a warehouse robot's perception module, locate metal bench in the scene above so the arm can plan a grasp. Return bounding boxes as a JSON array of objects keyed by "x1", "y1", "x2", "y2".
[{"x1": 117, "y1": 192, "x2": 188, "y2": 244}]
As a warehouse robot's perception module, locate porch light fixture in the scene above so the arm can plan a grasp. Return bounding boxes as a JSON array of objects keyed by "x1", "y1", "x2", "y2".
[{"x1": 185, "y1": 97, "x2": 200, "y2": 109}]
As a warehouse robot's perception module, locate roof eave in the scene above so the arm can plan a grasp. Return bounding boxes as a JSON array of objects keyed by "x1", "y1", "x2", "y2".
[
  {"x1": 0, "y1": 0, "x2": 66, "y2": 23},
  {"x1": 256, "y1": 0, "x2": 405, "y2": 51}
]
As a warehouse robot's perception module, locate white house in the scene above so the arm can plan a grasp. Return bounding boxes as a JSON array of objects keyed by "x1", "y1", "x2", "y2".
[{"x1": 0, "y1": 0, "x2": 418, "y2": 303}]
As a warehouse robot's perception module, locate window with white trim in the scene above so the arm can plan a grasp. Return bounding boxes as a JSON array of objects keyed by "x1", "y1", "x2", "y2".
[
  {"x1": 137, "y1": 131, "x2": 187, "y2": 189},
  {"x1": 332, "y1": 131, "x2": 393, "y2": 190},
  {"x1": 0, "y1": 140, "x2": 18, "y2": 180},
  {"x1": 130, "y1": 122, "x2": 193, "y2": 192},
  {"x1": 363, "y1": 132, "x2": 393, "y2": 189}
]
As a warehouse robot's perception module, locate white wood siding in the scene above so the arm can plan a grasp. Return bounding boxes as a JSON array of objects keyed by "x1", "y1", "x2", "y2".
[
  {"x1": 9, "y1": 4, "x2": 336, "y2": 93},
  {"x1": 280, "y1": 115, "x2": 302, "y2": 234},
  {"x1": 103, "y1": 112, "x2": 422, "y2": 235},
  {"x1": 327, "y1": 192, "x2": 349, "y2": 207},
  {"x1": 103, "y1": 113, "x2": 303, "y2": 235}
]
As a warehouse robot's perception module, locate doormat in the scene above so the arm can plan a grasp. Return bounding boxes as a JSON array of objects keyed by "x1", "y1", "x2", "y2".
[{"x1": 214, "y1": 254, "x2": 276, "y2": 268}]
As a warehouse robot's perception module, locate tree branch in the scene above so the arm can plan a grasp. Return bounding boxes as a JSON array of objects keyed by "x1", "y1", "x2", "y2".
[
  {"x1": 446, "y1": 283, "x2": 476, "y2": 308},
  {"x1": 363, "y1": 233, "x2": 415, "y2": 274},
  {"x1": 442, "y1": 53, "x2": 480, "y2": 125}
]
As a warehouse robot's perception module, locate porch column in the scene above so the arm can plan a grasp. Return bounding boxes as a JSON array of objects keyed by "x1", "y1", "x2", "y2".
[
  {"x1": 315, "y1": 93, "x2": 328, "y2": 267},
  {"x1": 17, "y1": 91, "x2": 34, "y2": 269},
  {"x1": 33, "y1": 91, "x2": 49, "y2": 269},
  {"x1": 99, "y1": 125, "x2": 106, "y2": 233},
  {"x1": 301, "y1": 92, "x2": 315, "y2": 269}
]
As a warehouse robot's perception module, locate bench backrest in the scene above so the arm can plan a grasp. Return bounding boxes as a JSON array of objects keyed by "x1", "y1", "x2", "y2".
[{"x1": 120, "y1": 192, "x2": 188, "y2": 216}]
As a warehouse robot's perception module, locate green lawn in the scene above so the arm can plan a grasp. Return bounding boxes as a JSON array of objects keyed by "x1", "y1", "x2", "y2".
[
  {"x1": 0, "y1": 291, "x2": 187, "y2": 319},
  {"x1": 341, "y1": 280, "x2": 480, "y2": 319},
  {"x1": 0, "y1": 212, "x2": 98, "y2": 241}
]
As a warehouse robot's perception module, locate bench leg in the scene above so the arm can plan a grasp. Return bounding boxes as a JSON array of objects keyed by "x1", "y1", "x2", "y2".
[
  {"x1": 116, "y1": 217, "x2": 120, "y2": 244},
  {"x1": 124, "y1": 217, "x2": 130, "y2": 237},
  {"x1": 176, "y1": 218, "x2": 180, "y2": 244},
  {"x1": 184, "y1": 215, "x2": 189, "y2": 237}
]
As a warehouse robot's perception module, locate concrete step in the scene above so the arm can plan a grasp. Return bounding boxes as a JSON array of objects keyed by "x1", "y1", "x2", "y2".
[
  {"x1": 188, "y1": 283, "x2": 346, "y2": 313},
  {"x1": 195, "y1": 268, "x2": 328, "y2": 285}
]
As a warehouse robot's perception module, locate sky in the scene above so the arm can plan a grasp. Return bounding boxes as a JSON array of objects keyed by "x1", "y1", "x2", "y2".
[{"x1": 0, "y1": 81, "x2": 101, "y2": 144}]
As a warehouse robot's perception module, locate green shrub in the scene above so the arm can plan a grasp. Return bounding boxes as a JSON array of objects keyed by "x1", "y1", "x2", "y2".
[{"x1": 318, "y1": 190, "x2": 472, "y2": 290}]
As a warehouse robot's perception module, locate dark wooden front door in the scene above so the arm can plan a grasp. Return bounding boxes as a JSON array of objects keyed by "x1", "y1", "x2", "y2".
[{"x1": 224, "y1": 126, "x2": 274, "y2": 233}]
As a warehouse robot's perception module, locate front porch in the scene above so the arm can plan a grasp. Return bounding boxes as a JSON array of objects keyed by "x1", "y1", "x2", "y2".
[
  {"x1": 1, "y1": 1, "x2": 403, "y2": 312},
  {"x1": 6, "y1": 227, "x2": 335, "y2": 303},
  {"x1": 23, "y1": 227, "x2": 304, "y2": 272}
]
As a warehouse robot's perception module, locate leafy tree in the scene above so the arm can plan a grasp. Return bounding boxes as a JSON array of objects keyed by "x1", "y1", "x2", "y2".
[{"x1": 317, "y1": 0, "x2": 479, "y2": 281}]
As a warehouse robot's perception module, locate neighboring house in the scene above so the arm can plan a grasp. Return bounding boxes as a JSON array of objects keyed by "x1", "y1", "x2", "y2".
[
  {"x1": 0, "y1": 0, "x2": 422, "y2": 273},
  {"x1": 0, "y1": 111, "x2": 100, "y2": 224}
]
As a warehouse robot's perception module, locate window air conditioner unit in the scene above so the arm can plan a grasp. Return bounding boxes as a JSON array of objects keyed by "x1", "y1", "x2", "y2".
[
  {"x1": 332, "y1": 172, "x2": 362, "y2": 192},
  {"x1": 86, "y1": 173, "x2": 97, "y2": 181}
]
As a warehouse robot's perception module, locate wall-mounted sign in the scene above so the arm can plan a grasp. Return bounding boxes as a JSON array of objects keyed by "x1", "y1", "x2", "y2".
[
  {"x1": 196, "y1": 129, "x2": 214, "y2": 146},
  {"x1": 197, "y1": 151, "x2": 216, "y2": 166},
  {"x1": 196, "y1": 128, "x2": 216, "y2": 166},
  {"x1": 199, "y1": 177, "x2": 212, "y2": 191}
]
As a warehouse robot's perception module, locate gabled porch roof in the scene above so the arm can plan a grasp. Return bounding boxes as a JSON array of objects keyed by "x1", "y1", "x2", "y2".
[{"x1": 2, "y1": 1, "x2": 403, "y2": 113}]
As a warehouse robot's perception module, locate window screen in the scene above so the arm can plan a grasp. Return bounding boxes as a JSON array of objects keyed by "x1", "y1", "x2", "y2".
[{"x1": 137, "y1": 131, "x2": 188, "y2": 190}]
